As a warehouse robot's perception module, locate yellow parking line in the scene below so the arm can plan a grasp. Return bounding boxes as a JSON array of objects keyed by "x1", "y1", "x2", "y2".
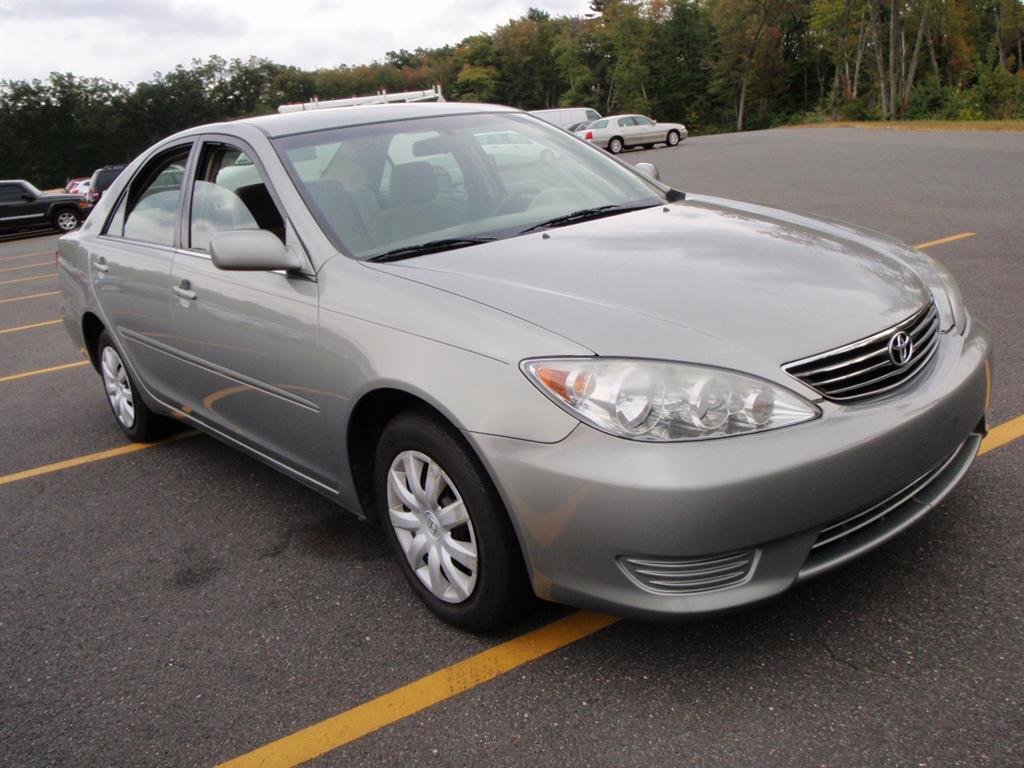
[
  {"x1": 0, "y1": 290, "x2": 59, "y2": 304},
  {"x1": 216, "y1": 610, "x2": 619, "y2": 768},
  {"x1": 0, "y1": 319, "x2": 62, "y2": 335},
  {"x1": 0, "y1": 250, "x2": 54, "y2": 263},
  {"x1": 0, "y1": 432, "x2": 195, "y2": 486},
  {"x1": 980, "y1": 413, "x2": 1024, "y2": 455},
  {"x1": 0, "y1": 360, "x2": 89, "y2": 383},
  {"x1": 0, "y1": 260, "x2": 51, "y2": 274},
  {"x1": 0, "y1": 272, "x2": 56, "y2": 286},
  {"x1": 914, "y1": 232, "x2": 976, "y2": 250}
]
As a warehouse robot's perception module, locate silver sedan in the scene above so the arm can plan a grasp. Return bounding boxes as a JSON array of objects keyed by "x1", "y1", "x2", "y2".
[
  {"x1": 59, "y1": 103, "x2": 989, "y2": 631},
  {"x1": 575, "y1": 113, "x2": 687, "y2": 153}
]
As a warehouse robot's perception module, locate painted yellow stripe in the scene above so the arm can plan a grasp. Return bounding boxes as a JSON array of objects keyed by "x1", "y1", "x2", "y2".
[
  {"x1": 0, "y1": 250, "x2": 54, "y2": 263},
  {"x1": 0, "y1": 290, "x2": 59, "y2": 304},
  {"x1": 0, "y1": 272, "x2": 56, "y2": 286},
  {"x1": 0, "y1": 360, "x2": 89, "y2": 383},
  {"x1": 0, "y1": 319, "x2": 61, "y2": 335},
  {"x1": 0, "y1": 432, "x2": 195, "y2": 486},
  {"x1": 914, "y1": 232, "x2": 976, "y2": 250},
  {"x1": 980, "y1": 413, "x2": 1024, "y2": 455},
  {"x1": 0, "y1": 260, "x2": 51, "y2": 274},
  {"x1": 216, "y1": 610, "x2": 619, "y2": 768}
]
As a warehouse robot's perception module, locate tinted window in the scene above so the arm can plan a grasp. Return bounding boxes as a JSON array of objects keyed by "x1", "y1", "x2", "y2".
[
  {"x1": 111, "y1": 148, "x2": 189, "y2": 246},
  {"x1": 585, "y1": 110, "x2": 600, "y2": 121},
  {"x1": 190, "y1": 145, "x2": 284, "y2": 251},
  {"x1": 590, "y1": 119, "x2": 608, "y2": 129},
  {"x1": 0, "y1": 184, "x2": 24, "y2": 203},
  {"x1": 634, "y1": 117, "x2": 655, "y2": 126},
  {"x1": 94, "y1": 167, "x2": 125, "y2": 191},
  {"x1": 618, "y1": 117, "x2": 635, "y2": 127}
]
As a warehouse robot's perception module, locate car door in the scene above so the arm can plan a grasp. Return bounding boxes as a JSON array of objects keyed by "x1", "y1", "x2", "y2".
[
  {"x1": 0, "y1": 182, "x2": 45, "y2": 231},
  {"x1": 633, "y1": 116, "x2": 659, "y2": 143},
  {"x1": 168, "y1": 137, "x2": 335, "y2": 487},
  {"x1": 89, "y1": 142, "x2": 195, "y2": 399},
  {"x1": 616, "y1": 116, "x2": 639, "y2": 146}
]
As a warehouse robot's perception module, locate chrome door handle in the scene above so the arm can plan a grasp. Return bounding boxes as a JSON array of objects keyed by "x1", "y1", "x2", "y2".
[
  {"x1": 93, "y1": 258, "x2": 108, "y2": 273},
  {"x1": 173, "y1": 280, "x2": 197, "y2": 301}
]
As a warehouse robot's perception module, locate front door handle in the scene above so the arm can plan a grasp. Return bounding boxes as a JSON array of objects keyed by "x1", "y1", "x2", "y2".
[
  {"x1": 173, "y1": 280, "x2": 197, "y2": 301},
  {"x1": 93, "y1": 257, "x2": 108, "y2": 273}
]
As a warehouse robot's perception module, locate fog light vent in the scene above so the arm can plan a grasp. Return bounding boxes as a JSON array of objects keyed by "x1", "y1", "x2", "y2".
[{"x1": 618, "y1": 550, "x2": 757, "y2": 595}]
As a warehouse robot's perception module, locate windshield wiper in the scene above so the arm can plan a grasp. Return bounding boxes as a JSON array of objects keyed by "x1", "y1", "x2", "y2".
[
  {"x1": 367, "y1": 237, "x2": 497, "y2": 263},
  {"x1": 519, "y1": 203, "x2": 658, "y2": 234}
]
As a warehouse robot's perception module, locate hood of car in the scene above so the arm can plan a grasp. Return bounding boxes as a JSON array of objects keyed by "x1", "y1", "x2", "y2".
[{"x1": 367, "y1": 195, "x2": 931, "y2": 384}]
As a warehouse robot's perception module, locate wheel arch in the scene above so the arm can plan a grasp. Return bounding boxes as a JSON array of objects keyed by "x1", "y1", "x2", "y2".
[{"x1": 346, "y1": 387, "x2": 464, "y2": 524}]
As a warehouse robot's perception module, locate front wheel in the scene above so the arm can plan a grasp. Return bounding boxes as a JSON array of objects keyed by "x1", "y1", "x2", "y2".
[
  {"x1": 52, "y1": 208, "x2": 81, "y2": 232},
  {"x1": 97, "y1": 330, "x2": 170, "y2": 442},
  {"x1": 608, "y1": 137, "x2": 624, "y2": 154},
  {"x1": 376, "y1": 409, "x2": 531, "y2": 631},
  {"x1": 667, "y1": 130, "x2": 681, "y2": 147}
]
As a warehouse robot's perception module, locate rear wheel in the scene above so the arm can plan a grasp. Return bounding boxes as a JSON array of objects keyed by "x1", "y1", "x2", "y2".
[
  {"x1": 52, "y1": 208, "x2": 80, "y2": 232},
  {"x1": 608, "y1": 137, "x2": 624, "y2": 154},
  {"x1": 667, "y1": 130, "x2": 681, "y2": 147},
  {"x1": 97, "y1": 330, "x2": 169, "y2": 442},
  {"x1": 375, "y1": 409, "x2": 531, "y2": 631}
]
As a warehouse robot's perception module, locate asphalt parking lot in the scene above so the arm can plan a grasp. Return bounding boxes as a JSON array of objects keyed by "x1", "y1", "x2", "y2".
[{"x1": 2, "y1": 126, "x2": 1022, "y2": 767}]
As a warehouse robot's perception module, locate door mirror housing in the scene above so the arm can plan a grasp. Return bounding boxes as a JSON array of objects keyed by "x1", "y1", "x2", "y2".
[
  {"x1": 21, "y1": 192, "x2": 36, "y2": 201},
  {"x1": 209, "y1": 229, "x2": 303, "y2": 272},
  {"x1": 633, "y1": 162, "x2": 660, "y2": 181}
]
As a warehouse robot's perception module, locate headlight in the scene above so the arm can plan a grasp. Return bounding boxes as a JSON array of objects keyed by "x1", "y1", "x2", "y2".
[{"x1": 522, "y1": 358, "x2": 819, "y2": 442}]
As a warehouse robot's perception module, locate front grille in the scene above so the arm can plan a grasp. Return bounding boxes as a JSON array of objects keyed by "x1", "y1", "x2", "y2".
[
  {"x1": 783, "y1": 300, "x2": 940, "y2": 401},
  {"x1": 618, "y1": 550, "x2": 757, "y2": 595},
  {"x1": 798, "y1": 430, "x2": 982, "y2": 581}
]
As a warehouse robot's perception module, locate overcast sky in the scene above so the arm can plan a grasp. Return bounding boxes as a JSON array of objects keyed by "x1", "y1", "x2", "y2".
[{"x1": 0, "y1": 0, "x2": 593, "y2": 85}]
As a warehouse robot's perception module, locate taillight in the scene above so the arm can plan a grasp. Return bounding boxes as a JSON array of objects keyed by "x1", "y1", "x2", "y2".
[{"x1": 585, "y1": 131, "x2": 593, "y2": 140}]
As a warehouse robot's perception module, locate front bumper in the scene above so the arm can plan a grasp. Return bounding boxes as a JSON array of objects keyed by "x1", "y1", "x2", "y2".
[{"x1": 468, "y1": 319, "x2": 991, "y2": 620}]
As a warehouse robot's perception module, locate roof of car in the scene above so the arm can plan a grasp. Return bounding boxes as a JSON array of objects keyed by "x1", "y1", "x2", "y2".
[{"x1": 229, "y1": 101, "x2": 519, "y2": 139}]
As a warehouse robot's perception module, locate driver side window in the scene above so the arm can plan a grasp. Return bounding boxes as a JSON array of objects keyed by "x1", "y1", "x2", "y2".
[{"x1": 189, "y1": 145, "x2": 285, "y2": 252}]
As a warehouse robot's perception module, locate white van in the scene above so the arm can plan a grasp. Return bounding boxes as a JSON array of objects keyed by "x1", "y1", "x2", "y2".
[{"x1": 530, "y1": 107, "x2": 602, "y2": 130}]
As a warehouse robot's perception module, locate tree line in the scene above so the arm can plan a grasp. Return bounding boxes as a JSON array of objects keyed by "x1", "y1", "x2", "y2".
[{"x1": 2, "y1": 0, "x2": 1021, "y2": 187}]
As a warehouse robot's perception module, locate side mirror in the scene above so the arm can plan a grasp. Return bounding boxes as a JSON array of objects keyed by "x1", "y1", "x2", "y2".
[
  {"x1": 633, "y1": 162, "x2": 660, "y2": 181},
  {"x1": 209, "y1": 229, "x2": 303, "y2": 272},
  {"x1": 22, "y1": 192, "x2": 36, "y2": 201}
]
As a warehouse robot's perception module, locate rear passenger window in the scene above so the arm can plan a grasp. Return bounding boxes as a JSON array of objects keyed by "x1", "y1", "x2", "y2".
[
  {"x1": 109, "y1": 147, "x2": 190, "y2": 246},
  {"x1": 189, "y1": 145, "x2": 285, "y2": 252}
]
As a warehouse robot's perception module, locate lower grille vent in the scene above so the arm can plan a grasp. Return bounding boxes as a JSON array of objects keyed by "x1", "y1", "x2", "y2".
[{"x1": 618, "y1": 550, "x2": 757, "y2": 595}]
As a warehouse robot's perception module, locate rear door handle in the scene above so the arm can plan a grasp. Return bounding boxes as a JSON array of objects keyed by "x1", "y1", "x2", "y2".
[
  {"x1": 173, "y1": 280, "x2": 197, "y2": 301},
  {"x1": 93, "y1": 257, "x2": 108, "y2": 273}
]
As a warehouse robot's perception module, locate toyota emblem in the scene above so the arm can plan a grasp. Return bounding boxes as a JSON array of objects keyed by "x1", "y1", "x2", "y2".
[{"x1": 888, "y1": 331, "x2": 914, "y2": 367}]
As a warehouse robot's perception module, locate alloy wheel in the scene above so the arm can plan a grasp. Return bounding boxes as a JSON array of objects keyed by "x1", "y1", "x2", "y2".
[
  {"x1": 56, "y1": 211, "x2": 78, "y2": 231},
  {"x1": 101, "y1": 346, "x2": 136, "y2": 429},
  {"x1": 386, "y1": 450, "x2": 478, "y2": 603}
]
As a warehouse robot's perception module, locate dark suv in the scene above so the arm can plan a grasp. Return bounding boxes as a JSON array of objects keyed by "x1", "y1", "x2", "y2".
[
  {"x1": 87, "y1": 164, "x2": 127, "y2": 206},
  {"x1": 0, "y1": 180, "x2": 89, "y2": 235}
]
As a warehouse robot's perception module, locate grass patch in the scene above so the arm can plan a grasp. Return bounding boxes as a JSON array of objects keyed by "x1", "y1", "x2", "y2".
[{"x1": 790, "y1": 118, "x2": 1024, "y2": 132}]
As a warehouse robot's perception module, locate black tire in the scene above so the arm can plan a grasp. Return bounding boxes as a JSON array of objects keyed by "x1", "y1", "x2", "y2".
[
  {"x1": 375, "y1": 408, "x2": 532, "y2": 632},
  {"x1": 96, "y1": 330, "x2": 170, "y2": 442},
  {"x1": 667, "y1": 130, "x2": 681, "y2": 147},
  {"x1": 608, "y1": 136, "x2": 624, "y2": 154},
  {"x1": 52, "y1": 207, "x2": 81, "y2": 233}
]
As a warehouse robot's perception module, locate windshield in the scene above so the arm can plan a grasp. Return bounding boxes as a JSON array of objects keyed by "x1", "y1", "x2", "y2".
[{"x1": 274, "y1": 112, "x2": 665, "y2": 260}]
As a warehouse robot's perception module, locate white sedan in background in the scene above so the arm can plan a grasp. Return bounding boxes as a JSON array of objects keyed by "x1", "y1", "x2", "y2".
[{"x1": 576, "y1": 114, "x2": 687, "y2": 154}]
